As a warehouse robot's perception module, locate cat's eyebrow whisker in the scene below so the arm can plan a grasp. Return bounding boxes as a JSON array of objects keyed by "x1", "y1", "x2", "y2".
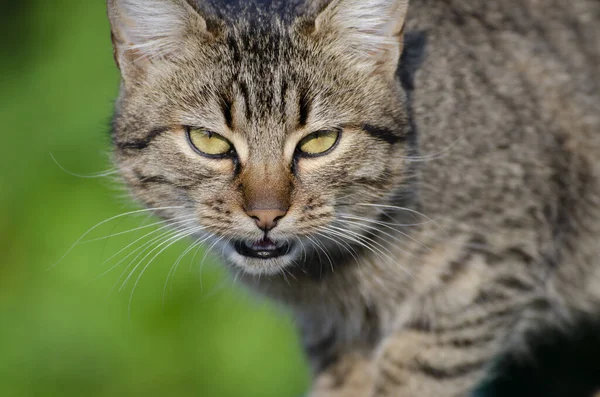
[
  {"x1": 50, "y1": 152, "x2": 120, "y2": 179},
  {"x1": 400, "y1": 136, "x2": 464, "y2": 162},
  {"x1": 51, "y1": 206, "x2": 186, "y2": 269}
]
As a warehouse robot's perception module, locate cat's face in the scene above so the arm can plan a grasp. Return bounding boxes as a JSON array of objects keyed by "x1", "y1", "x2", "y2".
[{"x1": 109, "y1": 0, "x2": 411, "y2": 275}]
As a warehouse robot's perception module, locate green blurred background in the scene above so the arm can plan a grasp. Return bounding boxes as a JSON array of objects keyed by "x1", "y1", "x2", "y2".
[{"x1": 0, "y1": 1, "x2": 308, "y2": 396}]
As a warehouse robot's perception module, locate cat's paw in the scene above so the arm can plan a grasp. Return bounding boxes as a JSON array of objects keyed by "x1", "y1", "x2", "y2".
[{"x1": 310, "y1": 353, "x2": 374, "y2": 397}]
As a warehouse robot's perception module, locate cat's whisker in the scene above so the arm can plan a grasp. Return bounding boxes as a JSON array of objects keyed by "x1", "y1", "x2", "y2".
[
  {"x1": 93, "y1": 218, "x2": 198, "y2": 282},
  {"x1": 337, "y1": 216, "x2": 431, "y2": 251},
  {"x1": 200, "y1": 235, "x2": 226, "y2": 273},
  {"x1": 333, "y1": 221, "x2": 420, "y2": 265},
  {"x1": 320, "y1": 225, "x2": 412, "y2": 277},
  {"x1": 51, "y1": 206, "x2": 186, "y2": 269},
  {"x1": 50, "y1": 152, "x2": 119, "y2": 179},
  {"x1": 81, "y1": 215, "x2": 195, "y2": 244},
  {"x1": 295, "y1": 237, "x2": 308, "y2": 263},
  {"x1": 338, "y1": 212, "x2": 432, "y2": 228},
  {"x1": 355, "y1": 203, "x2": 437, "y2": 223},
  {"x1": 305, "y1": 234, "x2": 334, "y2": 274},
  {"x1": 127, "y1": 226, "x2": 204, "y2": 316},
  {"x1": 319, "y1": 226, "x2": 388, "y2": 265},
  {"x1": 314, "y1": 229, "x2": 361, "y2": 267},
  {"x1": 113, "y1": 222, "x2": 200, "y2": 292},
  {"x1": 325, "y1": 224, "x2": 397, "y2": 262},
  {"x1": 109, "y1": 228, "x2": 187, "y2": 288},
  {"x1": 163, "y1": 232, "x2": 211, "y2": 305},
  {"x1": 400, "y1": 136, "x2": 464, "y2": 162}
]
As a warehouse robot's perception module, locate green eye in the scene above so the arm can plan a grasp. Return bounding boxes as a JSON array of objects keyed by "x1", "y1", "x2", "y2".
[
  {"x1": 187, "y1": 128, "x2": 233, "y2": 158},
  {"x1": 297, "y1": 129, "x2": 341, "y2": 157}
]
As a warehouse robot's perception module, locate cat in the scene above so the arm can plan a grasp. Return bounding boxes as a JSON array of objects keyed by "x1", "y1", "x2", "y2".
[{"x1": 106, "y1": 0, "x2": 600, "y2": 396}]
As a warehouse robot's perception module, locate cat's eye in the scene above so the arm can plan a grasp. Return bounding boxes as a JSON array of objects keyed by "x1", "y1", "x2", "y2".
[
  {"x1": 296, "y1": 129, "x2": 341, "y2": 157},
  {"x1": 186, "y1": 127, "x2": 234, "y2": 158}
]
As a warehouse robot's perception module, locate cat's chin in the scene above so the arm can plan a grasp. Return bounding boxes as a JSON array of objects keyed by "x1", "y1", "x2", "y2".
[{"x1": 223, "y1": 240, "x2": 299, "y2": 276}]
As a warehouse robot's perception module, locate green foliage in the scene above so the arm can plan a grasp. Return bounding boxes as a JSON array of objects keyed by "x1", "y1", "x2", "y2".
[{"x1": 0, "y1": 2, "x2": 309, "y2": 396}]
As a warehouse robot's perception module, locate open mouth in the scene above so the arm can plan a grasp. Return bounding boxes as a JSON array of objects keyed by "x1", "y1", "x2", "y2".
[{"x1": 233, "y1": 238, "x2": 293, "y2": 259}]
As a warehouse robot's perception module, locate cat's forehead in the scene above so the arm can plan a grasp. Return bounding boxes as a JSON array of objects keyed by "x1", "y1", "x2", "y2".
[
  {"x1": 199, "y1": 0, "x2": 314, "y2": 23},
  {"x1": 195, "y1": 23, "x2": 334, "y2": 139}
]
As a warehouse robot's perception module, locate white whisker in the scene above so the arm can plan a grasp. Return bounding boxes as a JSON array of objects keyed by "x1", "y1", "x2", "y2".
[
  {"x1": 126, "y1": 226, "x2": 204, "y2": 316},
  {"x1": 163, "y1": 233, "x2": 211, "y2": 305},
  {"x1": 50, "y1": 152, "x2": 119, "y2": 179},
  {"x1": 92, "y1": 218, "x2": 197, "y2": 282},
  {"x1": 51, "y1": 206, "x2": 186, "y2": 269},
  {"x1": 337, "y1": 216, "x2": 431, "y2": 251}
]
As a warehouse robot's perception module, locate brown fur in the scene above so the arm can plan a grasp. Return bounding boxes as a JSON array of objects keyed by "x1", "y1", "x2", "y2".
[{"x1": 107, "y1": 0, "x2": 600, "y2": 395}]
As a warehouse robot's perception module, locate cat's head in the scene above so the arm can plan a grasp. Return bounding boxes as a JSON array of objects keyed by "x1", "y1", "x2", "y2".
[{"x1": 108, "y1": 0, "x2": 412, "y2": 276}]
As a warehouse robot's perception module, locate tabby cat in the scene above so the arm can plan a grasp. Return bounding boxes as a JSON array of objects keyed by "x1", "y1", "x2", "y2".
[{"x1": 106, "y1": 0, "x2": 600, "y2": 395}]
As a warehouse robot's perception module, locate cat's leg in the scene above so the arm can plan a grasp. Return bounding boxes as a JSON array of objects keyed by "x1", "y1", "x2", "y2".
[
  {"x1": 370, "y1": 327, "x2": 494, "y2": 397},
  {"x1": 370, "y1": 266, "x2": 547, "y2": 397},
  {"x1": 310, "y1": 352, "x2": 374, "y2": 397}
]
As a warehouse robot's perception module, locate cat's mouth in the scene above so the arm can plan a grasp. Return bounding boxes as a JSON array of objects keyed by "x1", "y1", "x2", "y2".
[{"x1": 233, "y1": 238, "x2": 293, "y2": 259}]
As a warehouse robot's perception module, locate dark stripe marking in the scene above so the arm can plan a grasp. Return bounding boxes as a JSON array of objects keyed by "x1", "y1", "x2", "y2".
[
  {"x1": 279, "y1": 79, "x2": 288, "y2": 116},
  {"x1": 362, "y1": 124, "x2": 404, "y2": 145},
  {"x1": 298, "y1": 88, "x2": 311, "y2": 128},
  {"x1": 116, "y1": 127, "x2": 169, "y2": 151},
  {"x1": 133, "y1": 170, "x2": 173, "y2": 186},
  {"x1": 379, "y1": 363, "x2": 406, "y2": 386},
  {"x1": 238, "y1": 80, "x2": 252, "y2": 120},
  {"x1": 220, "y1": 94, "x2": 234, "y2": 129},
  {"x1": 413, "y1": 358, "x2": 485, "y2": 379},
  {"x1": 495, "y1": 275, "x2": 534, "y2": 292}
]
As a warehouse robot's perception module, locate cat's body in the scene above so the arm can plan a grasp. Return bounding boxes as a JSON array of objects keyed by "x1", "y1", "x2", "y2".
[{"x1": 107, "y1": 0, "x2": 600, "y2": 396}]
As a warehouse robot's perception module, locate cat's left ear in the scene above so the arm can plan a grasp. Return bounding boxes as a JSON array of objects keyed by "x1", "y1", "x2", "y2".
[
  {"x1": 107, "y1": 0, "x2": 209, "y2": 82},
  {"x1": 311, "y1": 0, "x2": 409, "y2": 76}
]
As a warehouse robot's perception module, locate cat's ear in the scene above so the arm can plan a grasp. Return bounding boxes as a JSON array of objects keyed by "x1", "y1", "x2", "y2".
[
  {"x1": 107, "y1": 0, "x2": 208, "y2": 80},
  {"x1": 313, "y1": 0, "x2": 409, "y2": 75}
]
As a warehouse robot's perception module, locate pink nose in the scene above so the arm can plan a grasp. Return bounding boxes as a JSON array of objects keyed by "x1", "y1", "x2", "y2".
[{"x1": 246, "y1": 209, "x2": 287, "y2": 231}]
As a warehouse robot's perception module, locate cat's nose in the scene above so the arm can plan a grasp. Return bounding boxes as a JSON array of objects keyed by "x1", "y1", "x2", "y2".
[{"x1": 246, "y1": 209, "x2": 287, "y2": 231}]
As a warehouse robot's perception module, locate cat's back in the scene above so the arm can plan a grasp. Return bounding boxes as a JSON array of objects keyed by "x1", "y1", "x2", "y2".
[{"x1": 406, "y1": 0, "x2": 600, "y2": 300}]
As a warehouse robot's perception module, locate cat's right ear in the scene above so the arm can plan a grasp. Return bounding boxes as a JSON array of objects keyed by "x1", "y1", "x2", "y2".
[
  {"x1": 107, "y1": 0, "x2": 209, "y2": 82},
  {"x1": 308, "y1": 0, "x2": 409, "y2": 77}
]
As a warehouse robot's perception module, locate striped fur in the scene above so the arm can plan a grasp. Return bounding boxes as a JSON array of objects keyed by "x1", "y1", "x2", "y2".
[{"x1": 107, "y1": 0, "x2": 600, "y2": 396}]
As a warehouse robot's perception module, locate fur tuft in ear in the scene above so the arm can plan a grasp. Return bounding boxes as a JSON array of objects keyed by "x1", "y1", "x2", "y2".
[
  {"x1": 107, "y1": 0, "x2": 206, "y2": 75},
  {"x1": 314, "y1": 0, "x2": 409, "y2": 74}
]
